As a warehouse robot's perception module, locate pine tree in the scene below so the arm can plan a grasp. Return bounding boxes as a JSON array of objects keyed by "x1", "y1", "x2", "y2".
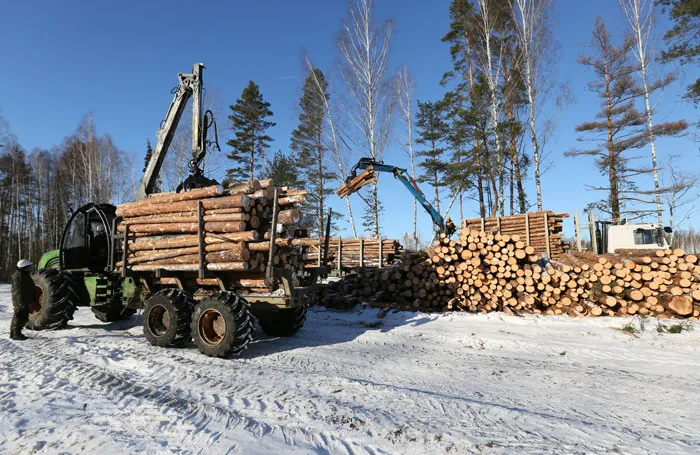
[
  {"x1": 226, "y1": 81, "x2": 275, "y2": 183},
  {"x1": 290, "y1": 68, "x2": 337, "y2": 237},
  {"x1": 415, "y1": 100, "x2": 450, "y2": 215},
  {"x1": 442, "y1": 91, "x2": 474, "y2": 220},
  {"x1": 567, "y1": 18, "x2": 687, "y2": 220}
]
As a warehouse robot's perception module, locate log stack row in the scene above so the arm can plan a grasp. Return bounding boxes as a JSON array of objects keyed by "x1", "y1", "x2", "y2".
[
  {"x1": 298, "y1": 238, "x2": 401, "y2": 269},
  {"x1": 115, "y1": 181, "x2": 308, "y2": 293},
  {"x1": 461, "y1": 211, "x2": 570, "y2": 259},
  {"x1": 321, "y1": 230, "x2": 700, "y2": 319}
]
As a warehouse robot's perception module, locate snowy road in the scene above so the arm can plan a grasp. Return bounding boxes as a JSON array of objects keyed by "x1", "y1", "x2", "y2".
[{"x1": 1, "y1": 283, "x2": 699, "y2": 454}]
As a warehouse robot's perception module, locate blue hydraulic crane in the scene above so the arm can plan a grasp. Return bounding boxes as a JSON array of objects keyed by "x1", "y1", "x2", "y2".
[{"x1": 341, "y1": 158, "x2": 455, "y2": 235}]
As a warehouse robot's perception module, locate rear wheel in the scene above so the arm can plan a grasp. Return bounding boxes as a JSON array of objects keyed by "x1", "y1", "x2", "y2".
[
  {"x1": 259, "y1": 305, "x2": 307, "y2": 337},
  {"x1": 191, "y1": 292, "x2": 254, "y2": 358},
  {"x1": 143, "y1": 289, "x2": 194, "y2": 347},
  {"x1": 27, "y1": 269, "x2": 78, "y2": 330}
]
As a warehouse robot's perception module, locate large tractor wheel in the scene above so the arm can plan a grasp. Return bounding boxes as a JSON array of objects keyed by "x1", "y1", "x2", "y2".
[
  {"x1": 143, "y1": 289, "x2": 194, "y2": 348},
  {"x1": 259, "y1": 305, "x2": 307, "y2": 337},
  {"x1": 27, "y1": 269, "x2": 78, "y2": 330},
  {"x1": 191, "y1": 292, "x2": 254, "y2": 358}
]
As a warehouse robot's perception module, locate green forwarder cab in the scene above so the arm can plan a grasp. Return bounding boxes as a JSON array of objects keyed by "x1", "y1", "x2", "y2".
[{"x1": 30, "y1": 203, "x2": 141, "y2": 330}]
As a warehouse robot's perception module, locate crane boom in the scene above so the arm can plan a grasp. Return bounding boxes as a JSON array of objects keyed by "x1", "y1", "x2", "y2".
[
  {"x1": 136, "y1": 63, "x2": 205, "y2": 200},
  {"x1": 342, "y1": 158, "x2": 452, "y2": 234}
]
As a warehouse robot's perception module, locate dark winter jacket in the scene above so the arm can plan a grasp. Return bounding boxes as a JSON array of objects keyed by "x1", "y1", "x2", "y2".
[{"x1": 12, "y1": 269, "x2": 36, "y2": 309}]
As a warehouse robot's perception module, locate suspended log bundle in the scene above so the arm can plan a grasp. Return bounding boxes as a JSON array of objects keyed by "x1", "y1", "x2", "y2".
[
  {"x1": 321, "y1": 230, "x2": 700, "y2": 320},
  {"x1": 461, "y1": 211, "x2": 570, "y2": 260},
  {"x1": 335, "y1": 168, "x2": 377, "y2": 198},
  {"x1": 301, "y1": 238, "x2": 401, "y2": 269},
  {"x1": 115, "y1": 182, "x2": 309, "y2": 293}
]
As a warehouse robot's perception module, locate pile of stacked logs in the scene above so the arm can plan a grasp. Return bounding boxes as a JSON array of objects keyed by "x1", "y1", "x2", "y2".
[
  {"x1": 115, "y1": 180, "x2": 307, "y2": 293},
  {"x1": 299, "y1": 238, "x2": 401, "y2": 269},
  {"x1": 322, "y1": 230, "x2": 700, "y2": 319},
  {"x1": 462, "y1": 211, "x2": 570, "y2": 259}
]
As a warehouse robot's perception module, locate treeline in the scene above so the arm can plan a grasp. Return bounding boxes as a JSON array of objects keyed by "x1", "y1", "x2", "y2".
[
  {"x1": 671, "y1": 229, "x2": 700, "y2": 254},
  {"x1": 0, "y1": 114, "x2": 129, "y2": 280},
  {"x1": 223, "y1": 0, "x2": 697, "y2": 245},
  {"x1": 0, "y1": 0, "x2": 696, "y2": 282}
]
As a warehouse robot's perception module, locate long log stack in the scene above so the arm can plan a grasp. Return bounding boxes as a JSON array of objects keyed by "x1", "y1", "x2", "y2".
[
  {"x1": 462, "y1": 211, "x2": 570, "y2": 259},
  {"x1": 322, "y1": 230, "x2": 700, "y2": 319},
  {"x1": 298, "y1": 238, "x2": 401, "y2": 269},
  {"x1": 115, "y1": 181, "x2": 308, "y2": 293}
]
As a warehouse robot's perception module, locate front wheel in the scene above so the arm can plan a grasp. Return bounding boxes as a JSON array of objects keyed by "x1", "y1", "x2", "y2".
[
  {"x1": 191, "y1": 292, "x2": 254, "y2": 358},
  {"x1": 27, "y1": 269, "x2": 78, "y2": 330}
]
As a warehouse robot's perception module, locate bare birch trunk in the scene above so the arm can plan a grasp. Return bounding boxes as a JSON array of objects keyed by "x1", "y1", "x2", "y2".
[{"x1": 619, "y1": 0, "x2": 663, "y2": 225}]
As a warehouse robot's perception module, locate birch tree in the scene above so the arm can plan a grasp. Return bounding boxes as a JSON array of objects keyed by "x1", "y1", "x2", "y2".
[
  {"x1": 304, "y1": 55, "x2": 358, "y2": 237},
  {"x1": 510, "y1": 0, "x2": 553, "y2": 211},
  {"x1": 619, "y1": 0, "x2": 684, "y2": 226},
  {"x1": 475, "y1": 0, "x2": 508, "y2": 216},
  {"x1": 337, "y1": 0, "x2": 394, "y2": 237},
  {"x1": 395, "y1": 65, "x2": 418, "y2": 243}
]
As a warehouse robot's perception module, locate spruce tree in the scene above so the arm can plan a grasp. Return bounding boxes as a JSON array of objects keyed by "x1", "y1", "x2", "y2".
[
  {"x1": 290, "y1": 68, "x2": 337, "y2": 237},
  {"x1": 264, "y1": 150, "x2": 300, "y2": 188},
  {"x1": 226, "y1": 81, "x2": 275, "y2": 183},
  {"x1": 415, "y1": 100, "x2": 450, "y2": 215},
  {"x1": 142, "y1": 139, "x2": 160, "y2": 193}
]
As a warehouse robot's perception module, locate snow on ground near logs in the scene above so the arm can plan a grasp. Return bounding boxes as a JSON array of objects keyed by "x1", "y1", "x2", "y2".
[{"x1": 0, "y1": 284, "x2": 699, "y2": 454}]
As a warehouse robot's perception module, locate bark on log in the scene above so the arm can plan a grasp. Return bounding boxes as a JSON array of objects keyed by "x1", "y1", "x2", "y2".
[
  {"x1": 128, "y1": 231, "x2": 259, "y2": 251},
  {"x1": 127, "y1": 262, "x2": 249, "y2": 272},
  {"x1": 116, "y1": 194, "x2": 250, "y2": 217},
  {"x1": 118, "y1": 220, "x2": 247, "y2": 234}
]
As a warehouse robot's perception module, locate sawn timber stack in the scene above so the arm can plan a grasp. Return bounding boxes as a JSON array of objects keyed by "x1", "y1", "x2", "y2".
[
  {"x1": 115, "y1": 181, "x2": 307, "y2": 293},
  {"x1": 298, "y1": 238, "x2": 402, "y2": 269},
  {"x1": 462, "y1": 211, "x2": 570, "y2": 260}
]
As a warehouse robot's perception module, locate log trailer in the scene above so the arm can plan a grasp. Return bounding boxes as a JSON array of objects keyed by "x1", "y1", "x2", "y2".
[
  {"x1": 338, "y1": 157, "x2": 456, "y2": 236},
  {"x1": 28, "y1": 63, "x2": 325, "y2": 358}
]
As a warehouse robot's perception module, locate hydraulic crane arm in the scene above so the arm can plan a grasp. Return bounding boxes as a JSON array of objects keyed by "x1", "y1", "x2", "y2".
[
  {"x1": 136, "y1": 63, "x2": 208, "y2": 200},
  {"x1": 344, "y1": 158, "x2": 451, "y2": 234}
]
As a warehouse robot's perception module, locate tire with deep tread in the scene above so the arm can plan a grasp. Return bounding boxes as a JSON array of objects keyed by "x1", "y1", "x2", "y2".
[
  {"x1": 27, "y1": 269, "x2": 78, "y2": 330},
  {"x1": 92, "y1": 305, "x2": 137, "y2": 323},
  {"x1": 191, "y1": 292, "x2": 254, "y2": 358},
  {"x1": 259, "y1": 305, "x2": 307, "y2": 337},
  {"x1": 143, "y1": 289, "x2": 194, "y2": 347}
]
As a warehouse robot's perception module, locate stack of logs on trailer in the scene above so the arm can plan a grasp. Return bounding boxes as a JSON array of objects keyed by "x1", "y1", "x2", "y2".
[
  {"x1": 462, "y1": 211, "x2": 570, "y2": 259},
  {"x1": 300, "y1": 238, "x2": 402, "y2": 269},
  {"x1": 323, "y1": 230, "x2": 700, "y2": 319},
  {"x1": 115, "y1": 180, "x2": 307, "y2": 293}
]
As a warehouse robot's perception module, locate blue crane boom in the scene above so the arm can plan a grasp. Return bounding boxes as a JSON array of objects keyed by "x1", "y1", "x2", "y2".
[{"x1": 345, "y1": 158, "x2": 454, "y2": 235}]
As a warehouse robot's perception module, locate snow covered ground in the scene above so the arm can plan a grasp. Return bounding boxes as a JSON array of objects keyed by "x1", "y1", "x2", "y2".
[{"x1": 1, "y1": 283, "x2": 699, "y2": 455}]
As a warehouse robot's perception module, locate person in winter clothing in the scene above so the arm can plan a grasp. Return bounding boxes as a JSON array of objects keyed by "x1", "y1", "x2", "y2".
[{"x1": 10, "y1": 259, "x2": 35, "y2": 340}]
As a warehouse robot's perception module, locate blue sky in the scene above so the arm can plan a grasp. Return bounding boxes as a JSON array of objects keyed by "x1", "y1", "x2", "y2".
[{"x1": 0, "y1": 0, "x2": 697, "y2": 242}]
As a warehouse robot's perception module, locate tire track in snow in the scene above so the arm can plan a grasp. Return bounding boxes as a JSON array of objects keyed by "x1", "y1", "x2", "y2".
[{"x1": 0, "y1": 337, "x2": 452, "y2": 454}]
